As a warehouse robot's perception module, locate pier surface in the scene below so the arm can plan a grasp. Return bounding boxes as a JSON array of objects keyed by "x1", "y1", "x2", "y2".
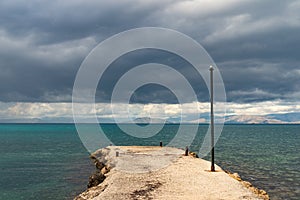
[{"x1": 75, "y1": 146, "x2": 268, "y2": 200}]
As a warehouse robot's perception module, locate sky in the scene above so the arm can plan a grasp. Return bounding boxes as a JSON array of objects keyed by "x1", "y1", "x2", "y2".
[{"x1": 0, "y1": 0, "x2": 300, "y2": 122}]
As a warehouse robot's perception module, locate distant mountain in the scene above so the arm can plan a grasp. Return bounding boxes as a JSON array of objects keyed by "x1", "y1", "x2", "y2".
[
  {"x1": 133, "y1": 117, "x2": 173, "y2": 124},
  {"x1": 0, "y1": 117, "x2": 75, "y2": 123},
  {"x1": 1, "y1": 112, "x2": 299, "y2": 124},
  {"x1": 225, "y1": 112, "x2": 300, "y2": 124},
  {"x1": 225, "y1": 115, "x2": 281, "y2": 124},
  {"x1": 267, "y1": 112, "x2": 300, "y2": 123},
  {"x1": 0, "y1": 118, "x2": 43, "y2": 123}
]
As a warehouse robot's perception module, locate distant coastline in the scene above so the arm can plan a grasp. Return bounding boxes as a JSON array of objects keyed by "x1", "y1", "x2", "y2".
[
  {"x1": 0, "y1": 122, "x2": 300, "y2": 125},
  {"x1": 1, "y1": 112, "x2": 300, "y2": 124}
]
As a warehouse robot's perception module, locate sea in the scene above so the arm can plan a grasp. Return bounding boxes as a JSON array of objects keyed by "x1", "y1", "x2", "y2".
[{"x1": 0, "y1": 124, "x2": 299, "y2": 200}]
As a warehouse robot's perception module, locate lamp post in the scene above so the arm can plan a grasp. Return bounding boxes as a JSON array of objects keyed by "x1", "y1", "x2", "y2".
[{"x1": 209, "y1": 65, "x2": 215, "y2": 172}]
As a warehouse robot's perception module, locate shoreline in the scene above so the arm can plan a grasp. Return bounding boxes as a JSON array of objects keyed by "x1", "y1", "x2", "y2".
[
  {"x1": 224, "y1": 170, "x2": 269, "y2": 199},
  {"x1": 75, "y1": 146, "x2": 269, "y2": 200}
]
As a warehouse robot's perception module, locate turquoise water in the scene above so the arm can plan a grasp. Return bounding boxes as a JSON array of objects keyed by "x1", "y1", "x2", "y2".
[
  {"x1": 0, "y1": 124, "x2": 94, "y2": 200},
  {"x1": 212, "y1": 125, "x2": 300, "y2": 200},
  {"x1": 0, "y1": 124, "x2": 299, "y2": 199}
]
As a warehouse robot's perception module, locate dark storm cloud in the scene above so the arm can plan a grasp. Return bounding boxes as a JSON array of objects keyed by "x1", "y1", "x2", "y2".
[
  {"x1": 219, "y1": 60, "x2": 300, "y2": 102},
  {"x1": 96, "y1": 49, "x2": 209, "y2": 103},
  {"x1": 0, "y1": 0, "x2": 171, "y2": 43},
  {"x1": 0, "y1": 0, "x2": 299, "y2": 103}
]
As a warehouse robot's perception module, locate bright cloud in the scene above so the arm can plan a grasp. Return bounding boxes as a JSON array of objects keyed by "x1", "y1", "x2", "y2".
[{"x1": 1, "y1": 100, "x2": 300, "y2": 122}]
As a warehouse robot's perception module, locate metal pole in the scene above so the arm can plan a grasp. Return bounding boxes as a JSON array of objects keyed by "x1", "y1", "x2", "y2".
[{"x1": 209, "y1": 66, "x2": 215, "y2": 172}]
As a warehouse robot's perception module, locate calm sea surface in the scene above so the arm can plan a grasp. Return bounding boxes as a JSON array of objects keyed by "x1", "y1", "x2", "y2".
[{"x1": 0, "y1": 124, "x2": 299, "y2": 200}]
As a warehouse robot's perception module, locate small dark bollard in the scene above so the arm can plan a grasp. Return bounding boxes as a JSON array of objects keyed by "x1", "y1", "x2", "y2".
[
  {"x1": 116, "y1": 151, "x2": 119, "y2": 157},
  {"x1": 185, "y1": 146, "x2": 189, "y2": 156},
  {"x1": 160, "y1": 141, "x2": 163, "y2": 147}
]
